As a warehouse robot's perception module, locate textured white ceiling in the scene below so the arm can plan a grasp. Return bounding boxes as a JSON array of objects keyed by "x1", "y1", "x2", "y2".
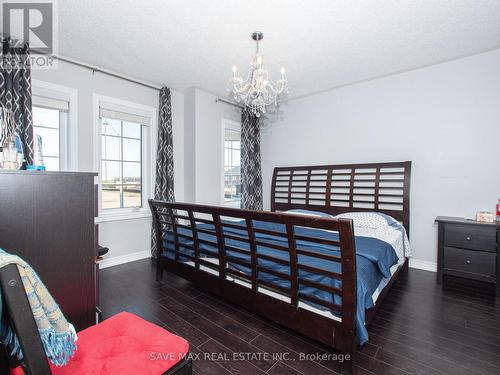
[{"x1": 58, "y1": 0, "x2": 500, "y2": 98}]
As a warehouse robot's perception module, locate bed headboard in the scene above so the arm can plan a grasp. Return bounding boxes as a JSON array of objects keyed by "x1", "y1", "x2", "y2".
[{"x1": 271, "y1": 161, "x2": 411, "y2": 234}]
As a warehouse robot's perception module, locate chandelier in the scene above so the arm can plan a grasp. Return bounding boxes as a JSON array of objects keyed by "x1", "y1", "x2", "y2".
[{"x1": 231, "y1": 31, "x2": 288, "y2": 117}]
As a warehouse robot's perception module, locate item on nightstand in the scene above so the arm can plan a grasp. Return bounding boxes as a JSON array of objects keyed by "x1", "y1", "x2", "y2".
[
  {"x1": 0, "y1": 108, "x2": 15, "y2": 147},
  {"x1": 476, "y1": 211, "x2": 495, "y2": 223},
  {"x1": 2, "y1": 137, "x2": 18, "y2": 170},
  {"x1": 26, "y1": 165, "x2": 46, "y2": 171},
  {"x1": 0, "y1": 108, "x2": 11, "y2": 146},
  {"x1": 14, "y1": 132, "x2": 24, "y2": 162},
  {"x1": 0, "y1": 109, "x2": 19, "y2": 170},
  {"x1": 34, "y1": 133, "x2": 44, "y2": 167}
]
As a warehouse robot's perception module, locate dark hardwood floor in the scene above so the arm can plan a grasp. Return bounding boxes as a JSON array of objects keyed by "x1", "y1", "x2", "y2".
[{"x1": 100, "y1": 259, "x2": 500, "y2": 375}]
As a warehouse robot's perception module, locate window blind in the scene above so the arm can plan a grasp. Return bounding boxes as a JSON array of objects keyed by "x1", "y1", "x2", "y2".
[
  {"x1": 99, "y1": 101, "x2": 152, "y2": 126},
  {"x1": 33, "y1": 95, "x2": 69, "y2": 112},
  {"x1": 32, "y1": 86, "x2": 71, "y2": 112}
]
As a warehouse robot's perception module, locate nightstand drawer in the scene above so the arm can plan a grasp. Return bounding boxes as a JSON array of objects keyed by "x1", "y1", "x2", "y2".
[
  {"x1": 443, "y1": 247, "x2": 496, "y2": 279},
  {"x1": 444, "y1": 224, "x2": 497, "y2": 252}
]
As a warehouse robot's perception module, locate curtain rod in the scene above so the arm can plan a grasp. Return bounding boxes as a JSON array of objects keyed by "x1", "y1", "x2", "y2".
[
  {"x1": 215, "y1": 97, "x2": 243, "y2": 108},
  {"x1": 31, "y1": 49, "x2": 162, "y2": 91}
]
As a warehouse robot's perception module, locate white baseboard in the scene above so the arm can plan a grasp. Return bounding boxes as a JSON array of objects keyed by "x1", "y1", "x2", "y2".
[
  {"x1": 98, "y1": 249, "x2": 438, "y2": 274},
  {"x1": 99, "y1": 250, "x2": 151, "y2": 269},
  {"x1": 409, "y1": 258, "x2": 437, "y2": 273}
]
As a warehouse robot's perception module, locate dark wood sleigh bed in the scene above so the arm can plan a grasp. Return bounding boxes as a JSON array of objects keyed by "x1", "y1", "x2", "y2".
[{"x1": 149, "y1": 161, "x2": 411, "y2": 373}]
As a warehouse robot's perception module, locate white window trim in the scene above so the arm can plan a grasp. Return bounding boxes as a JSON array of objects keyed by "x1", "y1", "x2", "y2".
[
  {"x1": 221, "y1": 119, "x2": 241, "y2": 207},
  {"x1": 32, "y1": 79, "x2": 78, "y2": 171},
  {"x1": 93, "y1": 94, "x2": 157, "y2": 222}
]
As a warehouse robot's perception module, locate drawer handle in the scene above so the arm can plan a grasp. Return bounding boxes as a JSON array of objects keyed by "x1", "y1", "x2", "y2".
[
  {"x1": 465, "y1": 259, "x2": 471, "y2": 265},
  {"x1": 465, "y1": 236, "x2": 471, "y2": 241}
]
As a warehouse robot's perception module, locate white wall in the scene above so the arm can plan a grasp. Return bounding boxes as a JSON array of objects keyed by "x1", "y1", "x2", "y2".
[
  {"x1": 32, "y1": 48, "x2": 500, "y2": 269},
  {"x1": 184, "y1": 88, "x2": 241, "y2": 205},
  {"x1": 32, "y1": 61, "x2": 185, "y2": 263},
  {"x1": 261, "y1": 48, "x2": 500, "y2": 268}
]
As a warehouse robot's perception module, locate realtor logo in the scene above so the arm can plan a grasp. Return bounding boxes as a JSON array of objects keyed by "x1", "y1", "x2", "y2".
[{"x1": 2, "y1": 0, "x2": 55, "y2": 54}]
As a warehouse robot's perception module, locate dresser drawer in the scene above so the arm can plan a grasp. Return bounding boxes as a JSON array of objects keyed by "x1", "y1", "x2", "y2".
[
  {"x1": 443, "y1": 247, "x2": 496, "y2": 279},
  {"x1": 443, "y1": 224, "x2": 497, "y2": 252}
]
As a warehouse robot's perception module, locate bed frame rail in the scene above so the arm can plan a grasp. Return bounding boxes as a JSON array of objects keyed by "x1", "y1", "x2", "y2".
[
  {"x1": 149, "y1": 161, "x2": 411, "y2": 373},
  {"x1": 149, "y1": 200, "x2": 358, "y2": 363}
]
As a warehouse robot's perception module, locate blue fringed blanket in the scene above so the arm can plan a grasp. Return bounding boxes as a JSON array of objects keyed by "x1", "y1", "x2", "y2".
[{"x1": 0, "y1": 249, "x2": 77, "y2": 366}]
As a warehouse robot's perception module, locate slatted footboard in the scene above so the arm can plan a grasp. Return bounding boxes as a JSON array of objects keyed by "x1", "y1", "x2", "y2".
[{"x1": 149, "y1": 201, "x2": 358, "y2": 369}]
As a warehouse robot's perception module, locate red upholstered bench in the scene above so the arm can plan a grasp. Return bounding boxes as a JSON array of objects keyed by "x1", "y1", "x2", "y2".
[{"x1": 11, "y1": 312, "x2": 191, "y2": 375}]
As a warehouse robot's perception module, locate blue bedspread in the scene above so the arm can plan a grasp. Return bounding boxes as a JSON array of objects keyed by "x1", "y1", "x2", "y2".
[{"x1": 161, "y1": 220, "x2": 398, "y2": 344}]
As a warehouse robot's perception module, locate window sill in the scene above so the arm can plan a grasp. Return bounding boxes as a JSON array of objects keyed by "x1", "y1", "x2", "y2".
[{"x1": 95, "y1": 210, "x2": 151, "y2": 223}]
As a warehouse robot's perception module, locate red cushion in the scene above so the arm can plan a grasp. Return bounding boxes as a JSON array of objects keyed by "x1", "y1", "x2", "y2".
[{"x1": 12, "y1": 312, "x2": 189, "y2": 375}]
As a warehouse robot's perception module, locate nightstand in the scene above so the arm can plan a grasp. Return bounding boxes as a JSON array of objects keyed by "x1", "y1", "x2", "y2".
[{"x1": 436, "y1": 216, "x2": 499, "y2": 296}]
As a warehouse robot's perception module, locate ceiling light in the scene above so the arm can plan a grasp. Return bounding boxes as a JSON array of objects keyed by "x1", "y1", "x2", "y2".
[{"x1": 230, "y1": 31, "x2": 288, "y2": 117}]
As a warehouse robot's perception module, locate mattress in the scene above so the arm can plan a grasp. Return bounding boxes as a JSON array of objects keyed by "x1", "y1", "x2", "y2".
[
  {"x1": 162, "y1": 219, "x2": 408, "y2": 344},
  {"x1": 177, "y1": 225, "x2": 406, "y2": 323},
  {"x1": 353, "y1": 226, "x2": 407, "y2": 303},
  {"x1": 184, "y1": 257, "x2": 342, "y2": 322}
]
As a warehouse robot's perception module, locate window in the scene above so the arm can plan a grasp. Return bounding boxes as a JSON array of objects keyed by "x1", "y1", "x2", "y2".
[
  {"x1": 101, "y1": 118, "x2": 143, "y2": 209},
  {"x1": 223, "y1": 120, "x2": 241, "y2": 208},
  {"x1": 32, "y1": 97, "x2": 69, "y2": 171},
  {"x1": 97, "y1": 96, "x2": 154, "y2": 216}
]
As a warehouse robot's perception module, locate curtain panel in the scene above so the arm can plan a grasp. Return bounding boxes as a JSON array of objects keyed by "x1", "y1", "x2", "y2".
[
  {"x1": 241, "y1": 108, "x2": 263, "y2": 210},
  {"x1": 0, "y1": 38, "x2": 34, "y2": 164},
  {"x1": 151, "y1": 87, "x2": 175, "y2": 257}
]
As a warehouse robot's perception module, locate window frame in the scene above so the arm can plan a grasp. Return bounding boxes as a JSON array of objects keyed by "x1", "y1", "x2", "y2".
[
  {"x1": 101, "y1": 119, "x2": 144, "y2": 210},
  {"x1": 221, "y1": 119, "x2": 242, "y2": 208},
  {"x1": 32, "y1": 80, "x2": 78, "y2": 171},
  {"x1": 93, "y1": 94, "x2": 157, "y2": 222},
  {"x1": 32, "y1": 106, "x2": 66, "y2": 171}
]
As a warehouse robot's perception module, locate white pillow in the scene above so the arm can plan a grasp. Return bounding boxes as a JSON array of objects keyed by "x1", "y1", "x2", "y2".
[{"x1": 335, "y1": 212, "x2": 390, "y2": 229}]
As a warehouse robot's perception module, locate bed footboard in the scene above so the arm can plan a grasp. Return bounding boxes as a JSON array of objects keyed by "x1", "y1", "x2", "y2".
[{"x1": 149, "y1": 200, "x2": 358, "y2": 371}]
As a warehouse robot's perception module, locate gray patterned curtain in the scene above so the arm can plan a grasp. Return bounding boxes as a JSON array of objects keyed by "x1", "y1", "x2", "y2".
[
  {"x1": 0, "y1": 38, "x2": 34, "y2": 163},
  {"x1": 241, "y1": 108, "x2": 263, "y2": 210},
  {"x1": 151, "y1": 87, "x2": 175, "y2": 257}
]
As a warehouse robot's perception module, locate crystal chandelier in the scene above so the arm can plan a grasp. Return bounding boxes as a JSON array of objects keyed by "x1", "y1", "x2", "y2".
[{"x1": 231, "y1": 31, "x2": 288, "y2": 117}]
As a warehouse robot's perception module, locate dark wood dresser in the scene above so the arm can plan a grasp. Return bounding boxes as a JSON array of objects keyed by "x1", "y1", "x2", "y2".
[
  {"x1": 0, "y1": 170, "x2": 98, "y2": 330},
  {"x1": 436, "y1": 216, "x2": 499, "y2": 296}
]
